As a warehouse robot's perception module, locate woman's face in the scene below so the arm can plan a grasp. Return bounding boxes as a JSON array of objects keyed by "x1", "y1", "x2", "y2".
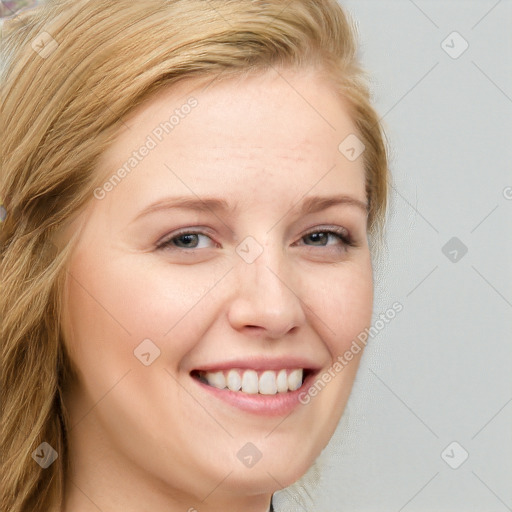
[{"x1": 61, "y1": 67, "x2": 372, "y2": 507}]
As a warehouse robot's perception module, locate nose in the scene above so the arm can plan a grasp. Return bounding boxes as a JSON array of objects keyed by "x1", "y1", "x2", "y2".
[{"x1": 227, "y1": 246, "x2": 306, "y2": 339}]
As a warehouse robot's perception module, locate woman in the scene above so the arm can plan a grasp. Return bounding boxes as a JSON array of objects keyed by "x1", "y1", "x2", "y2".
[{"x1": 1, "y1": 1, "x2": 388, "y2": 510}]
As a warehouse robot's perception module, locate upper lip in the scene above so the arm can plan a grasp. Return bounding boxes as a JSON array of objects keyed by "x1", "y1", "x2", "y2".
[{"x1": 191, "y1": 357, "x2": 323, "y2": 373}]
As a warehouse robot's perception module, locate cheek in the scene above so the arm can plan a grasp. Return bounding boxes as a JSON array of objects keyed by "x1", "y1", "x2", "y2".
[
  {"x1": 62, "y1": 250, "x2": 228, "y2": 372},
  {"x1": 304, "y1": 257, "x2": 373, "y2": 357}
]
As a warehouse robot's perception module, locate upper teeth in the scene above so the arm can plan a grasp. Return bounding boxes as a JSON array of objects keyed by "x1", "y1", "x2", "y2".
[{"x1": 200, "y1": 369, "x2": 304, "y2": 395}]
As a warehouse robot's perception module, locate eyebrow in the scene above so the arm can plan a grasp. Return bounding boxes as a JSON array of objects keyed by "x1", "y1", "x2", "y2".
[{"x1": 133, "y1": 194, "x2": 368, "y2": 221}]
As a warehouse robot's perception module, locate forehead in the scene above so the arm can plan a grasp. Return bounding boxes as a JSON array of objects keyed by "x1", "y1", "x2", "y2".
[{"x1": 93, "y1": 67, "x2": 366, "y2": 216}]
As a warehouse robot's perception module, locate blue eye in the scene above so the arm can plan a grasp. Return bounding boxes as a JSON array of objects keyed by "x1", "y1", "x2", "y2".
[
  {"x1": 300, "y1": 228, "x2": 353, "y2": 248},
  {"x1": 157, "y1": 231, "x2": 215, "y2": 250},
  {"x1": 156, "y1": 226, "x2": 354, "y2": 252}
]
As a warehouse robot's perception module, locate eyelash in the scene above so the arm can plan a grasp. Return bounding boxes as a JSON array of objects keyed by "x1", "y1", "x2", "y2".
[{"x1": 155, "y1": 227, "x2": 355, "y2": 252}]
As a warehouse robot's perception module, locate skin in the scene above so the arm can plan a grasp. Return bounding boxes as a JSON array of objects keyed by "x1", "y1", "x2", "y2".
[{"x1": 60, "y1": 66, "x2": 373, "y2": 512}]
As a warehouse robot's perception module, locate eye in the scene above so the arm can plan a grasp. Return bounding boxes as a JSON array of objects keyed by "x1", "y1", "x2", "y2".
[
  {"x1": 155, "y1": 226, "x2": 354, "y2": 252},
  {"x1": 298, "y1": 227, "x2": 354, "y2": 249},
  {"x1": 156, "y1": 230, "x2": 217, "y2": 250}
]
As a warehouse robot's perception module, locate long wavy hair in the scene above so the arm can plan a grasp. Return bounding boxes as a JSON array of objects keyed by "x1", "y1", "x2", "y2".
[{"x1": 0, "y1": 1, "x2": 389, "y2": 510}]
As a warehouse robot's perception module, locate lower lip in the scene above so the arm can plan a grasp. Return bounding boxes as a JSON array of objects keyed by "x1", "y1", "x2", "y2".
[{"x1": 191, "y1": 372, "x2": 317, "y2": 416}]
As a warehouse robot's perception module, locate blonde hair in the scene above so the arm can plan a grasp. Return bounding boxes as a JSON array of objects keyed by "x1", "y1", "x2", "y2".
[{"x1": 0, "y1": 1, "x2": 388, "y2": 510}]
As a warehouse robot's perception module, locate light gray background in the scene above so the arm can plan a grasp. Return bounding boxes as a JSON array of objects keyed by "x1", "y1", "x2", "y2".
[{"x1": 279, "y1": 1, "x2": 512, "y2": 511}]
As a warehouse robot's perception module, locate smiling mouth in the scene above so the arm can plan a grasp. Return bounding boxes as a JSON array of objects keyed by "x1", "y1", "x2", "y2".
[{"x1": 190, "y1": 368, "x2": 314, "y2": 395}]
